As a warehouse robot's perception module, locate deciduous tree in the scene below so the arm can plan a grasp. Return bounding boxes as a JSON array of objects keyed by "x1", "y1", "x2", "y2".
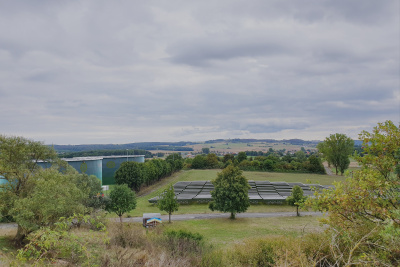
[
  {"x1": 10, "y1": 168, "x2": 87, "y2": 240},
  {"x1": 206, "y1": 153, "x2": 220, "y2": 168},
  {"x1": 115, "y1": 161, "x2": 145, "y2": 192},
  {"x1": 317, "y1": 133, "x2": 354, "y2": 175},
  {"x1": 202, "y1": 147, "x2": 210, "y2": 154},
  {"x1": 237, "y1": 152, "x2": 247, "y2": 163},
  {"x1": 309, "y1": 121, "x2": 400, "y2": 265},
  {"x1": 286, "y1": 185, "x2": 307, "y2": 216},
  {"x1": 209, "y1": 166, "x2": 250, "y2": 219},
  {"x1": 191, "y1": 155, "x2": 206, "y2": 169},
  {"x1": 157, "y1": 184, "x2": 179, "y2": 223},
  {"x1": 106, "y1": 184, "x2": 137, "y2": 224}
]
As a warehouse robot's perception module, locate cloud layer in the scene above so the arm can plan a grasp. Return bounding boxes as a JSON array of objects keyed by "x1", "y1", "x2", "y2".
[{"x1": 0, "y1": 0, "x2": 398, "y2": 144}]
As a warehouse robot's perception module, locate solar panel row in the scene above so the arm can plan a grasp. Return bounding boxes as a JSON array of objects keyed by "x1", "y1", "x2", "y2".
[{"x1": 148, "y1": 180, "x2": 332, "y2": 204}]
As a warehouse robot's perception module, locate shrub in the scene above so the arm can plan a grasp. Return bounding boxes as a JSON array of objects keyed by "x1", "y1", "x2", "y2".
[
  {"x1": 162, "y1": 229, "x2": 204, "y2": 257},
  {"x1": 108, "y1": 222, "x2": 147, "y2": 249},
  {"x1": 14, "y1": 214, "x2": 106, "y2": 266}
]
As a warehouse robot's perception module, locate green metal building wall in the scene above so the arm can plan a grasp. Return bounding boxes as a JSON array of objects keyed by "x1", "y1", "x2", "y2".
[
  {"x1": 38, "y1": 157, "x2": 103, "y2": 184},
  {"x1": 102, "y1": 155, "x2": 145, "y2": 185}
]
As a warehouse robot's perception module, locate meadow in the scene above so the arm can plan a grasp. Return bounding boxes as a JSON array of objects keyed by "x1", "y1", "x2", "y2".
[{"x1": 127, "y1": 169, "x2": 345, "y2": 218}]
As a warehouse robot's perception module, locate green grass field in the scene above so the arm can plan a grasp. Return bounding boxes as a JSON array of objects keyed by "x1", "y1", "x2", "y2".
[
  {"x1": 160, "y1": 215, "x2": 322, "y2": 248},
  {"x1": 126, "y1": 169, "x2": 345, "y2": 217}
]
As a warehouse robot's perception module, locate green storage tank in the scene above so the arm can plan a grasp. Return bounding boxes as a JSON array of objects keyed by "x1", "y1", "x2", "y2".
[{"x1": 102, "y1": 155, "x2": 145, "y2": 185}]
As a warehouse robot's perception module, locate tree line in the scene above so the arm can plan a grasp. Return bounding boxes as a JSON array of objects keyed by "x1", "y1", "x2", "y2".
[
  {"x1": 114, "y1": 153, "x2": 184, "y2": 192},
  {"x1": 186, "y1": 150, "x2": 326, "y2": 174},
  {"x1": 60, "y1": 149, "x2": 154, "y2": 158}
]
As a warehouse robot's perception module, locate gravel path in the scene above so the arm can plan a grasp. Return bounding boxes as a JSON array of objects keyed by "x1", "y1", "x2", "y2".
[
  {"x1": 323, "y1": 162, "x2": 334, "y2": 175},
  {"x1": 0, "y1": 223, "x2": 17, "y2": 229},
  {"x1": 119, "y1": 211, "x2": 324, "y2": 223}
]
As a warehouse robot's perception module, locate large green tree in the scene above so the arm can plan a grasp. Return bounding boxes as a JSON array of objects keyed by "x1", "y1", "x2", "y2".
[
  {"x1": 106, "y1": 184, "x2": 137, "y2": 224},
  {"x1": 0, "y1": 135, "x2": 98, "y2": 243},
  {"x1": 237, "y1": 152, "x2": 247, "y2": 163},
  {"x1": 10, "y1": 168, "x2": 88, "y2": 240},
  {"x1": 0, "y1": 135, "x2": 58, "y2": 197},
  {"x1": 165, "y1": 153, "x2": 184, "y2": 171},
  {"x1": 202, "y1": 147, "x2": 210, "y2": 154},
  {"x1": 115, "y1": 161, "x2": 145, "y2": 192},
  {"x1": 206, "y1": 153, "x2": 220, "y2": 168},
  {"x1": 157, "y1": 184, "x2": 179, "y2": 223},
  {"x1": 191, "y1": 155, "x2": 206, "y2": 169},
  {"x1": 317, "y1": 133, "x2": 354, "y2": 175},
  {"x1": 209, "y1": 166, "x2": 250, "y2": 219},
  {"x1": 310, "y1": 121, "x2": 400, "y2": 265}
]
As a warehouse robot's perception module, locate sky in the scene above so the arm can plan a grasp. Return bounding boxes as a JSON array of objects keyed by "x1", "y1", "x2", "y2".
[{"x1": 0, "y1": 0, "x2": 399, "y2": 145}]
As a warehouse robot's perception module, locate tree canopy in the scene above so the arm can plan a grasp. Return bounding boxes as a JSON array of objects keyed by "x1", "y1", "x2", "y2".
[
  {"x1": 317, "y1": 133, "x2": 354, "y2": 175},
  {"x1": 115, "y1": 161, "x2": 145, "y2": 192},
  {"x1": 157, "y1": 184, "x2": 179, "y2": 223},
  {"x1": 0, "y1": 135, "x2": 100, "y2": 243},
  {"x1": 286, "y1": 185, "x2": 307, "y2": 216},
  {"x1": 106, "y1": 184, "x2": 137, "y2": 223},
  {"x1": 309, "y1": 121, "x2": 400, "y2": 265},
  {"x1": 0, "y1": 135, "x2": 59, "y2": 197},
  {"x1": 10, "y1": 168, "x2": 87, "y2": 236},
  {"x1": 209, "y1": 165, "x2": 250, "y2": 219}
]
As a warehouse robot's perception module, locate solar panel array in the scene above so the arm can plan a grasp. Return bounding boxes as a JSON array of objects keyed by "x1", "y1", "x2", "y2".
[{"x1": 148, "y1": 181, "x2": 333, "y2": 204}]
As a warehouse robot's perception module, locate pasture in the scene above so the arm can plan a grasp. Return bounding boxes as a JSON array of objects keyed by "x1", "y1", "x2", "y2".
[{"x1": 127, "y1": 169, "x2": 345, "y2": 217}]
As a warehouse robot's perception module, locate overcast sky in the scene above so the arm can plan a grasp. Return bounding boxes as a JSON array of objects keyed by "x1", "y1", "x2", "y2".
[{"x1": 0, "y1": 0, "x2": 399, "y2": 145}]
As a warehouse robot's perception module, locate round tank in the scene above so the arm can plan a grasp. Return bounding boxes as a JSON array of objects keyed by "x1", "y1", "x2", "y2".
[
  {"x1": 38, "y1": 157, "x2": 103, "y2": 184},
  {"x1": 64, "y1": 157, "x2": 103, "y2": 184},
  {"x1": 102, "y1": 155, "x2": 145, "y2": 185},
  {"x1": 0, "y1": 175, "x2": 7, "y2": 186}
]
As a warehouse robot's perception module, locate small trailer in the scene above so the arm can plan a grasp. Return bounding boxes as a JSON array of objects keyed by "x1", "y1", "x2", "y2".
[{"x1": 142, "y1": 213, "x2": 162, "y2": 227}]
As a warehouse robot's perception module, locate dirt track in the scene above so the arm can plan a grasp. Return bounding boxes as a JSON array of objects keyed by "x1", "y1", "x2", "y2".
[{"x1": 119, "y1": 211, "x2": 324, "y2": 223}]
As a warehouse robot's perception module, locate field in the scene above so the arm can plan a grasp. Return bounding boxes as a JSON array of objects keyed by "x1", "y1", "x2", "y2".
[
  {"x1": 150, "y1": 140, "x2": 318, "y2": 154},
  {"x1": 161, "y1": 215, "x2": 322, "y2": 248},
  {"x1": 127, "y1": 169, "x2": 345, "y2": 217},
  {"x1": 121, "y1": 169, "x2": 337, "y2": 249}
]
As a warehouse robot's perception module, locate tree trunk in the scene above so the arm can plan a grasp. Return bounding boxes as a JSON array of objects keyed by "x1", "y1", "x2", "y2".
[
  {"x1": 119, "y1": 215, "x2": 123, "y2": 224},
  {"x1": 230, "y1": 212, "x2": 236, "y2": 219},
  {"x1": 14, "y1": 224, "x2": 26, "y2": 246},
  {"x1": 296, "y1": 206, "x2": 300, "y2": 217},
  {"x1": 169, "y1": 212, "x2": 171, "y2": 223}
]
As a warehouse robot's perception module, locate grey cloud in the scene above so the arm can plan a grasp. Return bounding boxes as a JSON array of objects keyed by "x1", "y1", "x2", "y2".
[
  {"x1": 0, "y1": 0, "x2": 398, "y2": 144},
  {"x1": 167, "y1": 39, "x2": 289, "y2": 66}
]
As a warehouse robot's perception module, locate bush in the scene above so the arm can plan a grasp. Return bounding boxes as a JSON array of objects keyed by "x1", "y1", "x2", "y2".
[
  {"x1": 108, "y1": 223, "x2": 147, "y2": 249},
  {"x1": 14, "y1": 214, "x2": 106, "y2": 266},
  {"x1": 205, "y1": 236, "x2": 316, "y2": 266},
  {"x1": 162, "y1": 229, "x2": 204, "y2": 257}
]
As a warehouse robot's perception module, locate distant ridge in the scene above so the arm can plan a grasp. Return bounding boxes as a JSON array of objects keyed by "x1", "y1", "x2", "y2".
[
  {"x1": 204, "y1": 138, "x2": 320, "y2": 146},
  {"x1": 52, "y1": 139, "x2": 318, "y2": 153},
  {"x1": 51, "y1": 138, "x2": 361, "y2": 153},
  {"x1": 52, "y1": 142, "x2": 197, "y2": 152}
]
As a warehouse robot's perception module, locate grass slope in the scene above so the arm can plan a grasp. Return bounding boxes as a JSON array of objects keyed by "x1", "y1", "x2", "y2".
[
  {"x1": 126, "y1": 169, "x2": 345, "y2": 217},
  {"x1": 161, "y1": 215, "x2": 322, "y2": 248}
]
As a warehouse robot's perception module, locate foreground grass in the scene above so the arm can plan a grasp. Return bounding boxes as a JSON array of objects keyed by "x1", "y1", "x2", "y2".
[
  {"x1": 161, "y1": 215, "x2": 322, "y2": 248},
  {"x1": 126, "y1": 169, "x2": 343, "y2": 217},
  {"x1": 0, "y1": 215, "x2": 322, "y2": 266}
]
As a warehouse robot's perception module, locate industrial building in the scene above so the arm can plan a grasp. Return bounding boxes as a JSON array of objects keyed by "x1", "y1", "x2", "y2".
[
  {"x1": 102, "y1": 155, "x2": 145, "y2": 185},
  {"x1": 37, "y1": 155, "x2": 145, "y2": 185}
]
